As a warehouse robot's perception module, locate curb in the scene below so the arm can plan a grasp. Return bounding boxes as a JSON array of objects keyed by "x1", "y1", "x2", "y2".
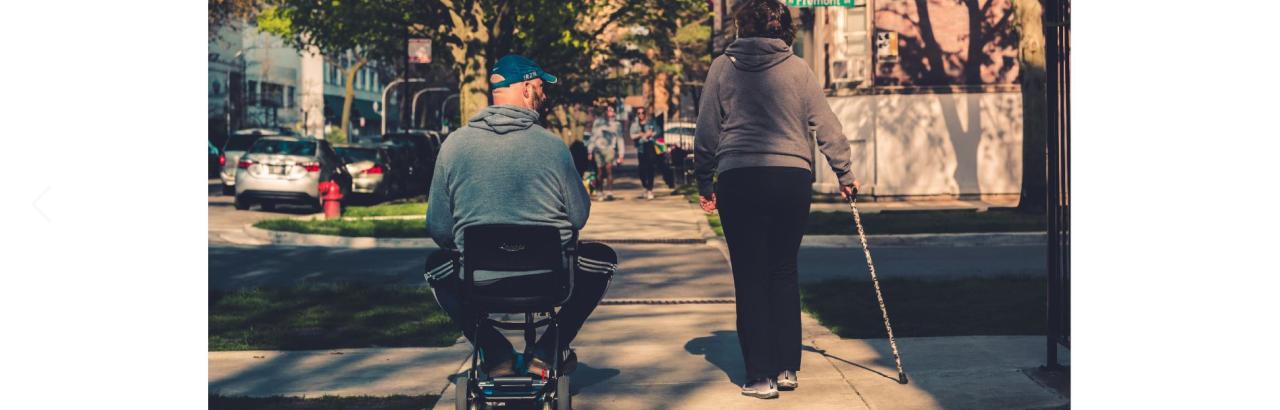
[
  {"x1": 801, "y1": 232, "x2": 1046, "y2": 248},
  {"x1": 238, "y1": 224, "x2": 707, "y2": 248},
  {"x1": 234, "y1": 223, "x2": 1043, "y2": 249},
  {"x1": 241, "y1": 224, "x2": 439, "y2": 249}
]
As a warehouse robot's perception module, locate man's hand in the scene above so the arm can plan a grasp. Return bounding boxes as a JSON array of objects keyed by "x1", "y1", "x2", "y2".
[
  {"x1": 616, "y1": 158, "x2": 624, "y2": 166},
  {"x1": 699, "y1": 194, "x2": 717, "y2": 213},
  {"x1": 840, "y1": 180, "x2": 862, "y2": 202},
  {"x1": 587, "y1": 152, "x2": 593, "y2": 161}
]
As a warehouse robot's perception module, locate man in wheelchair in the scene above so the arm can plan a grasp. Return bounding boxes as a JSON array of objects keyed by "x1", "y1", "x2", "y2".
[{"x1": 423, "y1": 54, "x2": 617, "y2": 382}]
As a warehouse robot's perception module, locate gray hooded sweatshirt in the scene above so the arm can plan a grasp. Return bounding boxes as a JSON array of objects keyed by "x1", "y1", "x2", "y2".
[
  {"x1": 426, "y1": 105, "x2": 590, "y2": 254},
  {"x1": 694, "y1": 37, "x2": 855, "y2": 197}
]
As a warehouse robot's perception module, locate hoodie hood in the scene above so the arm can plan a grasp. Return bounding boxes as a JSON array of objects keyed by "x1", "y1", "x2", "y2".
[
  {"x1": 466, "y1": 104, "x2": 540, "y2": 134},
  {"x1": 725, "y1": 37, "x2": 794, "y2": 72}
]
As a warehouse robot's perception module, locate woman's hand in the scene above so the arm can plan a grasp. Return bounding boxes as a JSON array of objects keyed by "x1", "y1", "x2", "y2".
[
  {"x1": 699, "y1": 194, "x2": 717, "y2": 213},
  {"x1": 840, "y1": 180, "x2": 862, "y2": 202}
]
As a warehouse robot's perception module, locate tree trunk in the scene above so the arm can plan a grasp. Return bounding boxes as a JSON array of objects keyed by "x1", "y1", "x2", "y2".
[
  {"x1": 445, "y1": 0, "x2": 491, "y2": 123},
  {"x1": 338, "y1": 58, "x2": 368, "y2": 144},
  {"x1": 1014, "y1": 0, "x2": 1047, "y2": 212}
]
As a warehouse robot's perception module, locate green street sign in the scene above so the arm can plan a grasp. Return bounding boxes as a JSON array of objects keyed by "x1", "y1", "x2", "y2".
[{"x1": 785, "y1": 0, "x2": 858, "y2": 7}]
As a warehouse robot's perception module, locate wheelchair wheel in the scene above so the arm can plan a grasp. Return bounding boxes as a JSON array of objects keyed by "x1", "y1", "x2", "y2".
[
  {"x1": 555, "y1": 374, "x2": 571, "y2": 410},
  {"x1": 455, "y1": 374, "x2": 476, "y2": 410}
]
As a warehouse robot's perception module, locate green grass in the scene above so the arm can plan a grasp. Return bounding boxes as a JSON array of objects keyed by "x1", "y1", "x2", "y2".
[
  {"x1": 209, "y1": 284, "x2": 459, "y2": 351},
  {"x1": 209, "y1": 394, "x2": 438, "y2": 410},
  {"x1": 255, "y1": 218, "x2": 427, "y2": 238},
  {"x1": 342, "y1": 201, "x2": 428, "y2": 218},
  {"x1": 702, "y1": 208, "x2": 1042, "y2": 237},
  {"x1": 674, "y1": 184, "x2": 700, "y2": 204},
  {"x1": 805, "y1": 209, "x2": 1045, "y2": 235},
  {"x1": 706, "y1": 213, "x2": 724, "y2": 236},
  {"x1": 800, "y1": 277, "x2": 1047, "y2": 339}
]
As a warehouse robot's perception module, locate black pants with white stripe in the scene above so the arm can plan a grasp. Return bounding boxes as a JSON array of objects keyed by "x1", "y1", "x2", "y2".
[{"x1": 426, "y1": 242, "x2": 617, "y2": 370}]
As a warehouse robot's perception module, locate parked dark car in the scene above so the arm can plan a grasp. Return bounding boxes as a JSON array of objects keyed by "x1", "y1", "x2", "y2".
[
  {"x1": 381, "y1": 130, "x2": 444, "y2": 195},
  {"x1": 209, "y1": 140, "x2": 221, "y2": 178},
  {"x1": 334, "y1": 144, "x2": 406, "y2": 199}
]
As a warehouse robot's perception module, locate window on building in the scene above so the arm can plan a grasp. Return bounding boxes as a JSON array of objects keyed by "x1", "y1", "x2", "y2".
[
  {"x1": 247, "y1": 80, "x2": 259, "y2": 104},
  {"x1": 286, "y1": 85, "x2": 296, "y2": 108},
  {"x1": 261, "y1": 82, "x2": 284, "y2": 107},
  {"x1": 828, "y1": 6, "x2": 869, "y2": 86}
]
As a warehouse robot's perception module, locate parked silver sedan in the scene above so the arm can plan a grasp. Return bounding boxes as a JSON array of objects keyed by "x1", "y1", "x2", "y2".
[
  {"x1": 233, "y1": 136, "x2": 351, "y2": 211},
  {"x1": 335, "y1": 144, "x2": 404, "y2": 199},
  {"x1": 219, "y1": 128, "x2": 284, "y2": 195}
]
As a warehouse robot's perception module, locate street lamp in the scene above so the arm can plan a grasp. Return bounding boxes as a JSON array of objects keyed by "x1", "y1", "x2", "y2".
[
  {"x1": 410, "y1": 87, "x2": 452, "y2": 129},
  {"x1": 379, "y1": 78, "x2": 428, "y2": 135}
]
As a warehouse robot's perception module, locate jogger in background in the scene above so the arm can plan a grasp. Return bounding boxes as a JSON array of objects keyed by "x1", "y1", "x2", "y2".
[{"x1": 694, "y1": 0, "x2": 860, "y2": 400}]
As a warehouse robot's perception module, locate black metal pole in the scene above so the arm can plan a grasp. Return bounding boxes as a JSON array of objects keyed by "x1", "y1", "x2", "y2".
[{"x1": 1044, "y1": 0, "x2": 1063, "y2": 370}]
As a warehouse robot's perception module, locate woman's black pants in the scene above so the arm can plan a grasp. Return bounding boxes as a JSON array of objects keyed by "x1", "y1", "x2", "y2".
[
  {"x1": 716, "y1": 166, "x2": 812, "y2": 380},
  {"x1": 637, "y1": 142, "x2": 673, "y2": 191}
]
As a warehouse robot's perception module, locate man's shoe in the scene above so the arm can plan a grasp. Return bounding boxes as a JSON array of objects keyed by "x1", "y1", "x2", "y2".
[
  {"x1": 527, "y1": 350, "x2": 578, "y2": 379},
  {"x1": 777, "y1": 370, "x2": 798, "y2": 390},
  {"x1": 644, "y1": 190, "x2": 655, "y2": 200},
  {"x1": 741, "y1": 378, "x2": 779, "y2": 399}
]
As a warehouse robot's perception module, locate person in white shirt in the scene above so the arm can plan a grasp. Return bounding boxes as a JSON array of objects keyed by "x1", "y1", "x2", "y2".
[{"x1": 588, "y1": 105, "x2": 625, "y2": 200}]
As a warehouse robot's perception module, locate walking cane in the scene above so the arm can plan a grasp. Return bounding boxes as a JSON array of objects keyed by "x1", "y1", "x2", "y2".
[{"x1": 846, "y1": 189, "x2": 909, "y2": 385}]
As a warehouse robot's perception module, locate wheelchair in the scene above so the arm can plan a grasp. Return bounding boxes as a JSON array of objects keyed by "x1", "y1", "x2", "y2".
[{"x1": 448, "y1": 224, "x2": 578, "y2": 410}]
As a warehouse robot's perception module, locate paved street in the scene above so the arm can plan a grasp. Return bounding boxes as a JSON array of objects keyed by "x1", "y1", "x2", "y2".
[{"x1": 799, "y1": 245, "x2": 1044, "y2": 282}]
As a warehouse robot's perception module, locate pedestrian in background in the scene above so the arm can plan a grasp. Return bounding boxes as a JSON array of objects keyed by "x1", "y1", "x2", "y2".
[
  {"x1": 588, "y1": 105, "x2": 625, "y2": 200},
  {"x1": 694, "y1": 0, "x2": 860, "y2": 400},
  {"x1": 630, "y1": 107, "x2": 671, "y2": 200}
]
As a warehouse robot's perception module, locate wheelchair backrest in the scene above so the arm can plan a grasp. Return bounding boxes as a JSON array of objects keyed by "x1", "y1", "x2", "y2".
[{"x1": 462, "y1": 224, "x2": 567, "y2": 274}]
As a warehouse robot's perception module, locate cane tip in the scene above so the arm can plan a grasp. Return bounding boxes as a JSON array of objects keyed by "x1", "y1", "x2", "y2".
[{"x1": 898, "y1": 372, "x2": 909, "y2": 384}]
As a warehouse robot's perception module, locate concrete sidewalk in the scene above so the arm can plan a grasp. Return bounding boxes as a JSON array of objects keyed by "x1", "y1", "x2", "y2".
[
  {"x1": 208, "y1": 302, "x2": 1069, "y2": 409},
  {"x1": 208, "y1": 157, "x2": 1069, "y2": 408}
]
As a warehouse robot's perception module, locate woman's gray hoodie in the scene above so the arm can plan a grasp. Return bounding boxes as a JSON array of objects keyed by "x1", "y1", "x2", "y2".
[{"x1": 694, "y1": 37, "x2": 855, "y2": 197}]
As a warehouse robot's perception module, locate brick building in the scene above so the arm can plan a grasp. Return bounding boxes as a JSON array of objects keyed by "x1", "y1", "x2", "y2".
[{"x1": 711, "y1": 0, "x2": 1024, "y2": 198}]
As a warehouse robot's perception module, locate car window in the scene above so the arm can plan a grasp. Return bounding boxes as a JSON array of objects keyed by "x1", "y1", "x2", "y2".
[
  {"x1": 248, "y1": 139, "x2": 316, "y2": 156},
  {"x1": 224, "y1": 134, "x2": 264, "y2": 151},
  {"x1": 335, "y1": 147, "x2": 378, "y2": 163}
]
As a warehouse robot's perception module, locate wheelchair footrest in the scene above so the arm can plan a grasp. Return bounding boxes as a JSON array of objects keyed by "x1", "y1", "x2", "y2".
[{"x1": 478, "y1": 376, "x2": 548, "y2": 400}]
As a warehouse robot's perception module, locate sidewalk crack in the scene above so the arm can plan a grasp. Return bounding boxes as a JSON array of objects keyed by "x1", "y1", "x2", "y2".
[{"x1": 811, "y1": 337, "x2": 873, "y2": 409}]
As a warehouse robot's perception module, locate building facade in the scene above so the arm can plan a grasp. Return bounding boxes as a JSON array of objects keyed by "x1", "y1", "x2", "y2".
[
  {"x1": 712, "y1": 0, "x2": 1024, "y2": 198},
  {"x1": 208, "y1": 21, "x2": 386, "y2": 144}
]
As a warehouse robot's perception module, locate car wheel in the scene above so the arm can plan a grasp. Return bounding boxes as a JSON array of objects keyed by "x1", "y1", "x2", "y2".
[
  {"x1": 222, "y1": 184, "x2": 234, "y2": 195},
  {"x1": 233, "y1": 196, "x2": 250, "y2": 210}
]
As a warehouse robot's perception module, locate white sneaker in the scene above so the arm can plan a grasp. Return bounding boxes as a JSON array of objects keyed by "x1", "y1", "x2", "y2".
[
  {"x1": 741, "y1": 378, "x2": 778, "y2": 399},
  {"x1": 777, "y1": 370, "x2": 798, "y2": 390},
  {"x1": 644, "y1": 190, "x2": 654, "y2": 200}
]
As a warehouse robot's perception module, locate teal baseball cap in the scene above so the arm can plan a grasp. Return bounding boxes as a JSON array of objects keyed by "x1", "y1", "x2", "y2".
[{"x1": 489, "y1": 54, "x2": 558, "y2": 89}]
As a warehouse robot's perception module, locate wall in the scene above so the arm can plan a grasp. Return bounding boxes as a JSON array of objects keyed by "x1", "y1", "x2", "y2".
[{"x1": 813, "y1": 91, "x2": 1022, "y2": 197}]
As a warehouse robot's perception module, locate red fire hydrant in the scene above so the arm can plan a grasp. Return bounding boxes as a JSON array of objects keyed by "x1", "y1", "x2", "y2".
[{"x1": 319, "y1": 181, "x2": 343, "y2": 219}]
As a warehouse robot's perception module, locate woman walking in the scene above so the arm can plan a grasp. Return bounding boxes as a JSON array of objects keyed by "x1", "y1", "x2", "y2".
[{"x1": 694, "y1": 0, "x2": 859, "y2": 399}]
